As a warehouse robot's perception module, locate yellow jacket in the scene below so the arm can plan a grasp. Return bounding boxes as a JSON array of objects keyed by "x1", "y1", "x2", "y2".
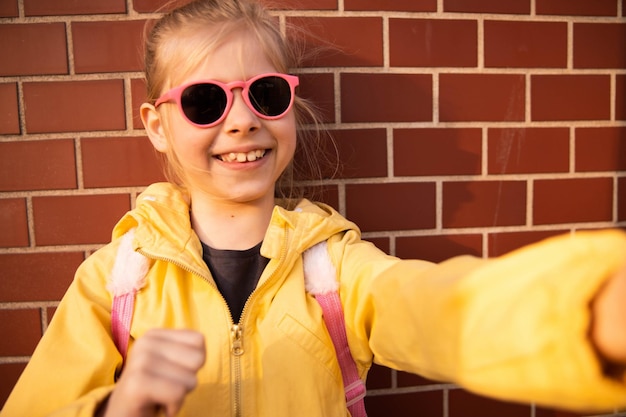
[{"x1": 2, "y1": 182, "x2": 626, "y2": 416}]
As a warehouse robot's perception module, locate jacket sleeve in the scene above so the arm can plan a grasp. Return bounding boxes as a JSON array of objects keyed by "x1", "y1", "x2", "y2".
[
  {"x1": 0, "y1": 242, "x2": 123, "y2": 417},
  {"x1": 332, "y1": 229, "x2": 626, "y2": 412}
]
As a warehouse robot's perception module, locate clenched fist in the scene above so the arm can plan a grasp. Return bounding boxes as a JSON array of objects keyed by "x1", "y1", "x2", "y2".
[{"x1": 99, "y1": 329, "x2": 206, "y2": 417}]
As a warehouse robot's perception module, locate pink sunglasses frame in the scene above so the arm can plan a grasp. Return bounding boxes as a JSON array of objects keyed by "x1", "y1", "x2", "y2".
[{"x1": 154, "y1": 72, "x2": 300, "y2": 128}]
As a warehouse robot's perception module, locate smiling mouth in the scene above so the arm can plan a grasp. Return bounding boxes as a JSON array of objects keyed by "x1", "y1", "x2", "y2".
[{"x1": 216, "y1": 149, "x2": 267, "y2": 163}]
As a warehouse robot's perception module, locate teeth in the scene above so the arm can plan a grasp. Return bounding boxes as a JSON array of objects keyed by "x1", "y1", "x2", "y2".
[{"x1": 220, "y1": 149, "x2": 266, "y2": 163}]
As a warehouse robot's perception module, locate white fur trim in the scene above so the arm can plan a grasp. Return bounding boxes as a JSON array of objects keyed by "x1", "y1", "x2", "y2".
[
  {"x1": 303, "y1": 241, "x2": 339, "y2": 295},
  {"x1": 107, "y1": 229, "x2": 150, "y2": 296}
]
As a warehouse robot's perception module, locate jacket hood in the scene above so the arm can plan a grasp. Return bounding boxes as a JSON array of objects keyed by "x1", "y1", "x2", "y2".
[{"x1": 112, "y1": 182, "x2": 359, "y2": 271}]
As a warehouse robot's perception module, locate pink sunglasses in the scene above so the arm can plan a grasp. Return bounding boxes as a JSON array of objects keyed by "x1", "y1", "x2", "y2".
[{"x1": 155, "y1": 73, "x2": 299, "y2": 128}]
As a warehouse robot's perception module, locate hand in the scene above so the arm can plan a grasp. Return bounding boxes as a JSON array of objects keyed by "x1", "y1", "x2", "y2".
[
  {"x1": 101, "y1": 329, "x2": 206, "y2": 417},
  {"x1": 591, "y1": 263, "x2": 626, "y2": 368}
]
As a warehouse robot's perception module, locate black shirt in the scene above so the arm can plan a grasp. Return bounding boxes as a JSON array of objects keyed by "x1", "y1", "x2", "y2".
[{"x1": 201, "y1": 241, "x2": 269, "y2": 323}]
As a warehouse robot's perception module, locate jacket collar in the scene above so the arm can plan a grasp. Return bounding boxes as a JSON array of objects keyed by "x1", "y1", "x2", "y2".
[{"x1": 111, "y1": 182, "x2": 358, "y2": 268}]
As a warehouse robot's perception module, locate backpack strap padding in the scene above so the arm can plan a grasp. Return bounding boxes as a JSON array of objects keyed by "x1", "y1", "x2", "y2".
[
  {"x1": 107, "y1": 229, "x2": 150, "y2": 361},
  {"x1": 303, "y1": 241, "x2": 367, "y2": 417}
]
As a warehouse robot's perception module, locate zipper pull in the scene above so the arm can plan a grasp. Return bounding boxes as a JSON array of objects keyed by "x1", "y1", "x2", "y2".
[{"x1": 231, "y1": 324, "x2": 244, "y2": 356}]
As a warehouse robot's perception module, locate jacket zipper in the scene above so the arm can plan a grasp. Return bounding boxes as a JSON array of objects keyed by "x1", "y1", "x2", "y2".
[
  {"x1": 136, "y1": 248, "x2": 213, "y2": 284},
  {"x1": 231, "y1": 324, "x2": 244, "y2": 417},
  {"x1": 139, "y1": 227, "x2": 291, "y2": 417},
  {"x1": 232, "y1": 228, "x2": 290, "y2": 417}
]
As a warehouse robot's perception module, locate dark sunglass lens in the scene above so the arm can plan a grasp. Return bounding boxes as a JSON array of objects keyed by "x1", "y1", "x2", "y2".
[
  {"x1": 249, "y1": 76, "x2": 291, "y2": 117},
  {"x1": 181, "y1": 83, "x2": 227, "y2": 125}
]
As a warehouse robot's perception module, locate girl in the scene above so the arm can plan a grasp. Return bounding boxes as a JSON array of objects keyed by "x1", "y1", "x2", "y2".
[{"x1": 2, "y1": 0, "x2": 625, "y2": 416}]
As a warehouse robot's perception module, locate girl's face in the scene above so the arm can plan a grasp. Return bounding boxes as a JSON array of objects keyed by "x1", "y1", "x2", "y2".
[{"x1": 145, "y1": 29, "x2": 297, "y2": 207}]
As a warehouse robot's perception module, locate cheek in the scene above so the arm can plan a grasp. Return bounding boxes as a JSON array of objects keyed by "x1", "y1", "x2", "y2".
[
  {"x1": 285, "y1": 130, "x2": 297, "y2": 157},
  {"x1": 166, "y1": 115, "x2": 218, "y2": 157},
  {"x1": 278, "y1": 131, "x2": 297, "y2": 172},
  {"x1": 278, "y1": 115, "x2": 298, "y2": 155}
]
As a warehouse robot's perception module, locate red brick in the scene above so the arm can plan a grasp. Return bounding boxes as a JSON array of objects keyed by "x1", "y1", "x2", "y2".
[
  {"x1": 0, "y1": 139, "x2": 77, "y2": 191},
  {"x1": 396, "y1": 234, "x2": 483, "y2": 263},
  {"x1": 485, "y1": 21, "x2": 567, "y2": 68},
  {"x1": 0, "y1": 23, "x2": 68, "y2": 76},
  {"x1": 24, "y1": 0, "x2": 125, "y2": 15},
  {"x1": 298, "y1": 73, "x2": 335, "y2": 124},
  {"x1": 444, "y1": 0, "x2": 530, "y2": 14},
  {"x1": 396, "y1": 371, "x2": 441, "y2": 388},
  {"x1": 329, "y1": 129, "x2": 387, "y2": 179},
  {"x1": 535, "y1": 407, "x2": 585, "y2": 417},
  {"x1": 131, "y1": 78, "x2": 148, "y2": 130},
  {"x1": 576, "y1": 127, "x2": 626, "y2": 172},
  {"x1": 345, "y1": 183, "x2": 436, "y2": 232},
  {"x1": 23, "y1": 80, "x2": 125, "y2": 133},
  {"x1": 365, "y1": 364, "x2": 392, "y2": 389},
  {"x1": 488, "y1": 128, "x2": 569, "y2": 174},
  {"x1": 394, "y1": 128, "x2": 481, "y2": 176},
  {"x1": 47, "y1": 307, "x2": 58, "y2": 325},
  {"x1": 293, "y1": 129, "x2": 338, "y2": 181},
  {"x1": 574, "y1": 23, "x2": 626, "y2": 69},
  {"x1": 440, "y1": 74, "x2": 525, "y2": 122},
  {"x1": 288, "y1": 17, "x2": 383, "y2": 68},
  {"x1": 390, "y1": 19, "x2": 477, "y2": 67},
  {"x1": 0, "y1": 83, "x2": 19, "y2": 134},
  {"x1": 536, "y1": 0, "x2": 618, "y2": 16},
  {"x1": 450, "y1": 389, "x2": 531, "y2": 417},
  {"x1": 365, "y1": 390, "x2": 443, "y2": 417},
  {"x1": 617, "y1": 75, "x2": 626, "y2": 120},
  {"x1": 488, "y1": 229, "x2": 566, "y2": 257},
  {"x1": 0, "y1": 252, "x2": 82, "y2": 302},
  {"x1": 0, "y1": 309, "x2": 42, "y2": 356},
  {"x1": 0, "y1": 199, "x2": 29, "y2": 248},
  {"x1": 345, "y1": 0, "x2": 436, "y2": 11},
  {"x1": 132, "y1": 0, "x2": 196, "y2": 12},
  {"x1": 33, "y1": 194, "x2": 130, "y2": 245},
  {"x1": 367, "y1": 237, "x2": 390, "y2": 255},
  {"x1": 531, "y1": 75, "x2": 610, "y2": 121},
  {"x1": 534, "y1": 178, "x2": 613, "y2": 225},
  {"x1": 81, "y1": 136, "x2": 165, "y2": 188},
  {"x1": 263, "y1": 0, "x2": 337, "y2": 9},
  {"x1": 73, "y1": 20, "x2": 146, "y2": 73},
  {"x1": 619, "y1": 177, "x2": 626, "y2": 222},
  {"x1": 321, "y1": 186, "x2": 339, "y2": 210},
  {"x1": 443, "y1": 181, "x2": 527, "y2": 228},
  {"x1": 341, "y1": 73, "x2": 432, "y2": 123},
  {"x1": 0, "y1": 363, "x2": 26, "y2": 408},
  {"x1": 306, "y1": 184, "x2": 339, "y2": 210},
  {"x1": 0, "y1": 0, "x2": 18, "y2": 16}
]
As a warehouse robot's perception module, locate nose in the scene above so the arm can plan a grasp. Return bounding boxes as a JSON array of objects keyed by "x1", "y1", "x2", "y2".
[{"x1": 223, "y1": 89, "x2": 260, "y2": 135}]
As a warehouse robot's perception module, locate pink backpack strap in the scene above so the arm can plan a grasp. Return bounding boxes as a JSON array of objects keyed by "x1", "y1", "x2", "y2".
[
  {"x1": 111, "y1": 292, "x2": 135, "y2": 360},
  {"x1": 107, "y1": 229, "x2": 150, "y2": 361},
  {"x1": 303, "y1": 241, "x2": 367, "y2": 417}
]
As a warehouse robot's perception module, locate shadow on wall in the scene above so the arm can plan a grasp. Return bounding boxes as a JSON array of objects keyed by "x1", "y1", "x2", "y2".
[{"x1": 296, "y1": 60, "x2": 483, "y2": 262}]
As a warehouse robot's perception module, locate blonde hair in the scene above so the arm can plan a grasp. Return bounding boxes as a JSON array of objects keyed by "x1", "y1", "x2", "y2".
[{"x1": 144, "y1": 0, "x2": 333, "y2": 205}]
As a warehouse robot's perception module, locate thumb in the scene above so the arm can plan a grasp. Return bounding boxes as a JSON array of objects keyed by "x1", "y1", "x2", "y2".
[{"x1": 164, "y1": 401, "x2": 184, "y2": 417}]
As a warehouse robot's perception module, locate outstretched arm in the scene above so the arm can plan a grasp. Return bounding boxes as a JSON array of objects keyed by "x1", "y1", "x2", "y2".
[{"x1": 339, "y1": 229, "x2": 626, "y2": 411}]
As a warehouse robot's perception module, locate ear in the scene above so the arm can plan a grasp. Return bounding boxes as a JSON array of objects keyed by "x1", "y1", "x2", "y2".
[{"x1": 140, "y1": 103, "x2": 168, "y2": 153}]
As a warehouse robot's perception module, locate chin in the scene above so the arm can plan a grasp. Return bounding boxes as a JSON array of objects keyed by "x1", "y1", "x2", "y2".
[{"x1": 224, "y1": 186, "x2": 276, "y2": 205}]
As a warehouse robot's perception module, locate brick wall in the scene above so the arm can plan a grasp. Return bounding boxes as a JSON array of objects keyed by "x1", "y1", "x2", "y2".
[{"x1": 0, "y1": 0, "x2": 625, "y2": 415}]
